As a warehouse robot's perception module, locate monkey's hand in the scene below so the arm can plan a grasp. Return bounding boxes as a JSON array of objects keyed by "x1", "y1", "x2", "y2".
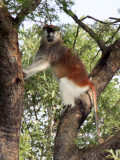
[{"x1": 23, "y1": 69, "x2": 29, "y2": 79}]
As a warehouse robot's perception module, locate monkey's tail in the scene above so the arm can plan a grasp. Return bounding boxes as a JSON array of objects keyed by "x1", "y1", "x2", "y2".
[{"x1": 90, "y1": 83, "x2": 100, "y2": 137}]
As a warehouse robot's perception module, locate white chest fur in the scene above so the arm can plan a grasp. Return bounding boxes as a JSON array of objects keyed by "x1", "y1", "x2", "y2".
[{"x1": 59, "y1": 77, "x2": 89, "y2": 107}]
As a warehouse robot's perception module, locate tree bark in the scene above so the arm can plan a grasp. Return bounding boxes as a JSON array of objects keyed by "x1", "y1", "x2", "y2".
[{"x1": 0, "y1": 7, "x2": 24, "y2": 160}]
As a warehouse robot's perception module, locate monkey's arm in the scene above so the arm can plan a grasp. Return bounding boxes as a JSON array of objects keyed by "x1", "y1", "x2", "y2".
[{"x1": 23, "y1": 59, "x2": 50, "y2": 79}]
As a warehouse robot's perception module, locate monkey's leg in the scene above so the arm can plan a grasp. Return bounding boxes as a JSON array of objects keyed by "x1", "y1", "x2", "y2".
[
  {"x1": 59, "y1": 77, "x2": 90, "y2": 107},
  {"x1": 59, "y1": 77, "x2": 76, "y2": 107}
]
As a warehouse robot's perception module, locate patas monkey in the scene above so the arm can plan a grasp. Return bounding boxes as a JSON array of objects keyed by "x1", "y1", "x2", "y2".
[{"x1": 23, "y1": 24, "x2": 100, "y2": 136}]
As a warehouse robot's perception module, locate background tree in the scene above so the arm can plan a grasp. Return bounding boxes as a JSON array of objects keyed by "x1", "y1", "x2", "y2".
[{"x1": 0, "y1": 0, "x2": 120, "y2": 159}]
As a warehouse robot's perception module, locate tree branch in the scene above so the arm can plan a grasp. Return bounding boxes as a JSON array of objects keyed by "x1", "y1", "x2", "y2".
[
  {"x1": 73, "y1": 25, "x2": 80, "y2": 50},
  {"x1": 14, "y1": 0, "x2": 42, "y2": 27},
  {"x1": 81, "y1": 15, "x2": 108, "y2": 24},
  {"x1": 90, "y1": 50, "x2": 100, "y2": 71},
  {"x1": 81, "y1": 16, "x2": 120, "y2": 25},
  {"x1": 109, "y1": 17, "x2": 120, "y2": 24},
  {"x1": 79, "y1": 130, "x2": 120, "y2": 159},
  {"x1": 60, "y1": 1, "x2": 108, "y2": 52}
]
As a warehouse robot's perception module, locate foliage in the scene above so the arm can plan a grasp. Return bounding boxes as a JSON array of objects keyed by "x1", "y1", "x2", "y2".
[
  {"x1": 19, "y1": 22, "x2": 120, "y2": 159},
  {"x1": 4, "y1": 0, "x2": 59, "y2": 24},
  {"x1": 92, "y1": 22, "x2": 120, "y2": 46},
  {"x1": 105, "y1": 149, "x2": 120, "y2": 160},
  {"x1": 19, "y1": 129, "x2": 33, "y2": 160}
]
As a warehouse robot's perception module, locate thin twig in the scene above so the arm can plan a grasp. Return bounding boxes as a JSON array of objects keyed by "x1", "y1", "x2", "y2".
[
  {"x1": 109, "y1": 17, "x2": 120, "y2": 24},
  {"x1": 81, "y1": 15, "x2": 108, "y2": 24},
  {"x1": 105, "y1": 25, "x2": 120, "y2": 44},
  {"x1": 73, "y1": 25, "x2": 80, "y2": 50},
  {"x1": 90, "y1": 50, "x2": 100, "y2": 71},
  {"x1": 81, "y1": 16, "x2": 120, "y2": 25}
]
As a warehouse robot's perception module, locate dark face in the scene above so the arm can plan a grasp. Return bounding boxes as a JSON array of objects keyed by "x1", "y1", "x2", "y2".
[
  {"x1": 46, "y1": 27, "x2": 55, "y2": 42},
  {"x1": 43, "y1": 25, "x2": 61, "y2": 44}
]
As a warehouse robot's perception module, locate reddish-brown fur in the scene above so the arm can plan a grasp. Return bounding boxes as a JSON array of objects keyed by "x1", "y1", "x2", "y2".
[{"x1": 53, "y1": 49, "x2": 90, "y2": 86}]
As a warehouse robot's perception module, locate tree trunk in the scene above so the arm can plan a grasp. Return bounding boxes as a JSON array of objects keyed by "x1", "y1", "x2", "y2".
[{"x1": 0, "y1": 7, "x2": 24, "y2": 160}]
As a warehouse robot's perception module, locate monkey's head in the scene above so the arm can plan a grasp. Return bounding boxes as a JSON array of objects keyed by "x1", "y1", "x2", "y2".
[{"x1": 42, "y1": 25, "x2": 62, "y2": 45}]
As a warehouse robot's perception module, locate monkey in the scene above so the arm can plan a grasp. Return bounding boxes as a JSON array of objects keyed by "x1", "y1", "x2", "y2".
[{"x1": 23, "y1": 24, "x2": 100, "y2": 137}]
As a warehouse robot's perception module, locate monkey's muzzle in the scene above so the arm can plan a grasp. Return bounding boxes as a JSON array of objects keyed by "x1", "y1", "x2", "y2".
[{"x1": 47, "y1": 35, "x2": 54, "y2": 42}]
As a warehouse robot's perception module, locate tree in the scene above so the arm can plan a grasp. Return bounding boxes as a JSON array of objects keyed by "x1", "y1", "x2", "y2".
[
  {"x1": 0, "y1": 2, "x2": 24, "y2": 160},
  {"x1": 0, "y1": 0, "x2": 53, "y2": 159},
  {"x1": 0, "y1": 0, "x2": 120, "y2": 159}
]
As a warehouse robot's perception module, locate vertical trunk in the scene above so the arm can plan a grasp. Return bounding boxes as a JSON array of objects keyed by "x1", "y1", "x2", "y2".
[{"x1": 0, "y1": 8, "x2": 24, "y2": 159}]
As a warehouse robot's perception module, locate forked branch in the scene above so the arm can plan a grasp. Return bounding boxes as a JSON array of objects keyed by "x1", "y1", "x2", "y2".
[
  {"x1": 60, "y1": 1, "x2": 107, "y2": 52},
  {"x1": 81, "y1": 15, "x2": 108, "y2": 24}
]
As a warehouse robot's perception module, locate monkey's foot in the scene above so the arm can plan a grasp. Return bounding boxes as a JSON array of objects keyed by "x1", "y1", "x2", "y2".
[{"x1": 60, "y1": 104, "x2": 72, "y2": 117}]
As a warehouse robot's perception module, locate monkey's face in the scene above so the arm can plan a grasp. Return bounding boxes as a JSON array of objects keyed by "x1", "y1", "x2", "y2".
[{"x1": 43, "y1": 25, "x2": 62, "y2": 44}]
